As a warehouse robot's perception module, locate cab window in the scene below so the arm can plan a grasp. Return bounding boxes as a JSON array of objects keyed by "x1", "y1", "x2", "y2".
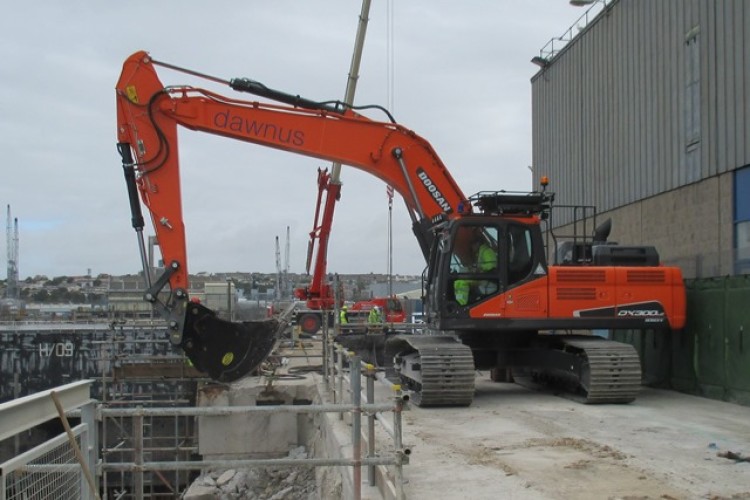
[
  {"x1": 448, "y1": 224, "x2": 501, "y2": 307},
  {"x1": 507, "y1": 224, "x2": 533, "y2": 285}
]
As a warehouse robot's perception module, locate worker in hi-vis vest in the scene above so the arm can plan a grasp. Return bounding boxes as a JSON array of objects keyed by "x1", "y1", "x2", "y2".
[
  {"x1": 339, "y1": 305, "x2": 349, "y2": 325},
  {"x1": 368, "y1": 305, "x2": 383, "y2": 324}
]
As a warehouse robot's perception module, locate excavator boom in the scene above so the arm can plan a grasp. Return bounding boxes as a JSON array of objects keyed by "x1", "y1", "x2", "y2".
[
  {"x1": 115, "y1": 51, "x2": 470, "y2": 381},
  {"x1": 117, "y1": 52, "x2": 469, "y2": 286}
]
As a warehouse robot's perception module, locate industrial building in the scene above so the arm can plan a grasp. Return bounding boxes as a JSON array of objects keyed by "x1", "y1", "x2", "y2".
[
  {"x1": 531, "y1": 0, "x2": 749, "y2": 279},
  {"x1": 531, "y1": 0, "x2": 750, "y2": 405}
]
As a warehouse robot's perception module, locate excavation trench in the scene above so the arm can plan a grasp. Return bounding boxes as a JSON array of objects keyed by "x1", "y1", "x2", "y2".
[{"x1": 182, "y1": 350, "x2": 400, "y2": 500}]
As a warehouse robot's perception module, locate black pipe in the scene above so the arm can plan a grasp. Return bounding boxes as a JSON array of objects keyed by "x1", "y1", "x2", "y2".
[{"x1": 229, "y1": 78, "x2": 344, "y2": 114}]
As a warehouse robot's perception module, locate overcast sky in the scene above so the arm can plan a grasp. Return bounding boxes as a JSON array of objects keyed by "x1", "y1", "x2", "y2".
[{"x1": 1, "y1": 1, "x2": 593, "y2": 279}]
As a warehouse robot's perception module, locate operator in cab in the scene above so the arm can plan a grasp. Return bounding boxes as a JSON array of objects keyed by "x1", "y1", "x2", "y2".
[{"x1": 454, "y1": 227, "x2": 499, "y2": 306}]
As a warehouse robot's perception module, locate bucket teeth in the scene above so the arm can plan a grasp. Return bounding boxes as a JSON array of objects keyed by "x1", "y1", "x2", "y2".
[{"x1": 181, "y1": 303, "x2": 278, "y2": 382}]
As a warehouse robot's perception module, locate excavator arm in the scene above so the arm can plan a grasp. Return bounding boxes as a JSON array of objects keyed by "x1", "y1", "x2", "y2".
[{"x1": 115, "y1": 51, "x2": 469, "y2": 380}]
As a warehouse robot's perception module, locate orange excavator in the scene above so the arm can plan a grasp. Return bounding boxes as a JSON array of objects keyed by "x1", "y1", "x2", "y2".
[{"x1": 116, "y1": 51, "x2": 686, "y2": 404}]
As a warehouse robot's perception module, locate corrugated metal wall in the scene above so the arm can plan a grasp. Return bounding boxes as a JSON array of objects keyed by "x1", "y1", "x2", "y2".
[
  {"x1": 532, "y1": 0, "x2": 750, "y2": 216},
  {"x1": 613, "y1": 275, "x2": 750, "y2": 406}
]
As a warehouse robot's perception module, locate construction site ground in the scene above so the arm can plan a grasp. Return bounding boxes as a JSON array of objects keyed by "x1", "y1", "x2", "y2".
[
  {"x1": 191, "y1": 339, "x2": 750, "y2": 500},
  {"x1": 384, "y1": 377, "x2": 750, "y2": 500},
  {"x1": 270, "y1": 338, "x2": 750, "y2": 500}
]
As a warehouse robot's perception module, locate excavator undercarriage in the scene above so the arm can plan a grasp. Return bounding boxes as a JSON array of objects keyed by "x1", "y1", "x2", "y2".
[
  {"x1": 338, "y1": 331, "x2": 642, "y2": 406},
  {"x1": 386, "y1": 336, "x2": 476, "y2": 407},
  {"x1": 505, "y1": 336, "x2": 642, "y2": 404}
]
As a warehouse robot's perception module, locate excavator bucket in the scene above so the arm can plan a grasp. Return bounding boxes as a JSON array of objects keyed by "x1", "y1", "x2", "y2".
[{"x1": 180, "y1": 302, "x2": 278, "y2": 382}]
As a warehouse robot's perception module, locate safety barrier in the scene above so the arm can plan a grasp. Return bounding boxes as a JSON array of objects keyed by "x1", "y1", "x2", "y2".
[
  {"x1": 326, "y1": 346, "x2": 409, "y2": 500},
  {"x1": 95, "y1": 326, "x2": 407, "y2": 500},
  {"x1": 0, "y1": 321, "x2": 408, "y2": 499},
  {"x1": 0, "y1": 380, "x2": 98, "y2": 500},
  {"x1": 99, "y1": 398, "x2": 408, "y2": 500}
]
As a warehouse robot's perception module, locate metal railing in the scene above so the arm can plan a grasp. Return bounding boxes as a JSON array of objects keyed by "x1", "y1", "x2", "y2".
[
  {"x1": 0, "y1": 380, "x2": 98, "y2": 500},
  {"x1": 99, "y1": 393, "x2": 407, "y2": 500},
  {"x1": 329, "y1": 347, "x2": 410, "y2": 498},
  {"x1": 1, "y1": 426, "x2": 89, "y2": 500},
  {"x1": 536, "y1": 0, "x2": 614, "y2": 62},
  {"x1": 93, "y1": 326, "x2": 408, "y2": 500}
]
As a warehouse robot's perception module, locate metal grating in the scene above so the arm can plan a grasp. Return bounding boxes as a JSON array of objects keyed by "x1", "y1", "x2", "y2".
[
  {"x1": 556, "y1": 288, "x2": 597, "y2": 301},
  {"x1": 1, "y1": 424, "x2": 87, "y2": 500},
  {"x1": 626, "y1": 270, "x2": 666, "y2": 283},
  {"x1": 556, "y1": 270, "x2": 607, "y2": 283}
]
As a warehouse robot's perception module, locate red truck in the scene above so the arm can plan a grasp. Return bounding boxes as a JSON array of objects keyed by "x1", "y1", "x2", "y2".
[{"x1": 348, "y1": 297, "x2": 406, "y2": 323}]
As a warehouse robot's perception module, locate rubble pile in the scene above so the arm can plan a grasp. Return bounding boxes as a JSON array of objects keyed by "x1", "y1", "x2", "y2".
[{"x1": 184, "y1": 447, "x2": 317, "y2": 500}]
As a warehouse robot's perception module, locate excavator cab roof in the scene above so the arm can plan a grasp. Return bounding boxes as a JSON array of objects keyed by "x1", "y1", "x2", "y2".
[{"x1": 469, "y1": 191, "x2": 553, "y2": 218}]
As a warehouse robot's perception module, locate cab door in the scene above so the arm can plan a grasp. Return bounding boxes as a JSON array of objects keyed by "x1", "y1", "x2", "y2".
[{"x1": 498, "y1": 222, "x2": 549, "y2": 320}]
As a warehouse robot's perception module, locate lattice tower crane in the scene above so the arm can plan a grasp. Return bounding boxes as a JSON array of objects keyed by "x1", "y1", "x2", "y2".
[
  {"x1": 5, "y1": 205, "x2": 19, "y2": 300},
  {"x1": 274, "y1": 235, "x2": 282, "y2": 301}
]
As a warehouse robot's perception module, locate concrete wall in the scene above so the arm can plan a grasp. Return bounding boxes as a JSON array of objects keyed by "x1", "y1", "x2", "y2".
[
  {"x1": 552, "y1": 173, "x2": 734, "y2": 279},
  {"x1": 196, "y1": 379, "x2": 318, "y2": 459}
]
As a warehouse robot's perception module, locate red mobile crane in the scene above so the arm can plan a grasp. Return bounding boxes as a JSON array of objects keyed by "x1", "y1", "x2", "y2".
[
  {"x1": 284, "y1": 0, "x2": 371, "y2": 335},
  {"x1": 116, "y1": 51, "x2": 686, "y2": 405},
  {"x1": 289, "y1": 167, "x2": 341, "y2": 334}
]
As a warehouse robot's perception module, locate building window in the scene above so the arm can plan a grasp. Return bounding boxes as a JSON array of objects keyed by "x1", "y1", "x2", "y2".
[
  {"x1": 684, "y1": 28, "x2": 700, "y2": 152},
  {"x1": 735, "y1": 166, "x2": 750, "y2": 275}
]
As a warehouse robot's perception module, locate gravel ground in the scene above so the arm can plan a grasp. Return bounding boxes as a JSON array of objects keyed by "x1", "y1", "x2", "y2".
[{"x1": 183, "y1": 447, "x2": 318, "y2": 500}]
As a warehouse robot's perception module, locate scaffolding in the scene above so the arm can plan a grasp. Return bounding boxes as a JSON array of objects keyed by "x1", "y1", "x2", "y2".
[
  {"x1": 1, "y1": 331, "x2": 410, "y2": 500},
  {"x1": 97, "y1": 324, "x2": 204, "y2": 498}
]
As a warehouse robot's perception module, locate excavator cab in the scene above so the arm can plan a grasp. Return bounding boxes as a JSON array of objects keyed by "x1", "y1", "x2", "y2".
[{"x1": 424, "y1": 192, "x2": 550, "y2": 331}]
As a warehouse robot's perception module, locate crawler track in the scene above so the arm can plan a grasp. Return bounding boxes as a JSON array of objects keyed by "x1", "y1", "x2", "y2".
[
  {"x1": 564, "y1": 338, "x2": 642, "y2": 403},
  {"x1": 511, "y1": 337, "x2": 642, "y2": 404},
  {"x1": 387, "y1": 336, "x2": 475, "y2": 407}
]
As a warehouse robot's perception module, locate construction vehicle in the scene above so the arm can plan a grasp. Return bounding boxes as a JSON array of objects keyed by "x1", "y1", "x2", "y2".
[
  {"x1": 291, "y1": 167, "x2": 407, "y2": 334},
  {"x1": 115, "y1": 51, "x2": 686, "y2": 403},
  {"x1": 349, "y1": 297, "x2": 406, "y2": 324},
  {"x1": 289, "y1": 167, "x2": 341, "y2": 335},
  {"x1": 291, "y1": 0, "x2": 372, "y2": 337}
]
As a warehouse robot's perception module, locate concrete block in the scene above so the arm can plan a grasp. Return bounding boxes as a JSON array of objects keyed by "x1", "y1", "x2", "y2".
[
  {"x1": 183, "y1": 483, "x2": 217, "y2": 500},
  {"x1": 196, "y1": 373, "x2": 319, "y2": 458}
]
